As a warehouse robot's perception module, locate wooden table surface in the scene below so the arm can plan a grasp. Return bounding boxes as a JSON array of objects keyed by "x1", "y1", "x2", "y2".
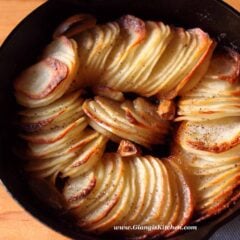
[{"x1": 0, "y1": 0, "x2": 239, "y2": 239}]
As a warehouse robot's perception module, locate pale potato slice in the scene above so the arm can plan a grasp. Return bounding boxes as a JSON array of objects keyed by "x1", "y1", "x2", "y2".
[
  {"x1": 176, "y1": 96, "x2": 240, "y2": 122},
  {"x1": 25, "y1": 151, "x2": 76, "y2": 173},
  {"x1": 88, "y1": 119, "x2": 122, "y2": 143},
  {"x1": 99, "y1": 15, "x2": 146, "y2": 84},
  {"x1": 126, "y1": 22, "x2": 173, "y2": 93},
  {"x1": 24, "y1": 132, "x2": 105, "y2": 183},
  {"x1": 78, "y1": 177, "x2": 125, "y2": 228},
  {"x1": 63, "y1": 171, "x2": 96, "y2": 203},
  {"x1": 18, "y1": 90, "x2": 81, "y2": 118},
  {"x1": 195, "y1": 169, "x2": 240, "y2": 221},
  {"x1": 92, "y1": 86, "x2": 125, "y2": 102},
  {"x1": 123, "y1": 156, "x2": 148, "y2": 225},
  {"x1": 15, "y1": 37, "x2": 79, "y2": 108},
  {"x1": 137, "y1": 156, "x2": 165, "y2": 226},
  {"x1": 116, "y1": 159, "x2": 137, "y2": 225},
  {"x1": 158, "y1": 28, "x2": 214, "y2": 99},
  {"x1": 162, "y1": 161, "x2": 181, "y2": 237},
  {"x1": 61, "y1": 135, "x2": 108, "y2": 177},
  {"x1": 74, "y1": 21, "x2": 121, "y2": 89},
  {"x1": 71, "y1": 153, "x2": 123, "y2": 212},
  {"x1": 177, "y1": 117, "x2": 240, "y2": 154},
  {"x1": 53, "y1": 14, "x2": 97, "y2": 39},
  {"x1": 144, "y1": 28, "x2": 213, "y2": 98},
  {"x1": 19, "y1": 97, "x2": 84, "y2": 133},
  {"x1": 20, "y1": 116, "x2": 87, "y2": 144},
  {"x1": 136, "y1": 28, "x2": 190, "y2": 96},
  {"x1": 177, "y1": 49, "x2": 240, "y2": 121},
  {"x1": 178, "y1": 41, "x2": 216, "y2": 95},
  {"x1": 39, "y1": 102, "x2": 85, "y2": 132},
  {"x1": 133, "y1": 156, "x2": 156, "y2": 224},
  {"x1": 101, "y1": 21, "x2": 171, "y2": 93},
  {"x1": 166, "y1": 158, "x2": 194, "y2": 236},
  {"x1": 196, "y1": 178, "x2": 240, "y2": 222},
  {"x1": 66, "y1": 160, "x2": 106, "y2": 209},
  {"x1": 26, "y1": 127, "x2": 95, "y2": 159},
  {"x1": 85, "y1": 160, "x2": 133, "y2": 232},
  {"x1": 76, "y1": 154, "x2": 125, "y2": 227}
]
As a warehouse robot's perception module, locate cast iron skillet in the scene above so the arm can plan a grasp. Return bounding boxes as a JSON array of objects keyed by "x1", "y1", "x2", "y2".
[{"x1": 0, "y1": 0, "x2": 240, "y2": 239}]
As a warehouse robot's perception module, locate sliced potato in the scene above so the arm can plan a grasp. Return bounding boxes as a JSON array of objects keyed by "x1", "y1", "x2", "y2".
[
  {"x1": 177, "y1": 117, "x2": 240, "y2": 154},
  {"x1": 15, "y1": 37, "x2": 79, "y2": 108},
  {"x1": 177, "y1": 49, "x2": 240, "y2": 121},
  {"x1": 63, "y1": 171, "x2": 96, "y2": 203},
  {"x1": 83, "y1": 96, "x2": 169, "y2": 147}
]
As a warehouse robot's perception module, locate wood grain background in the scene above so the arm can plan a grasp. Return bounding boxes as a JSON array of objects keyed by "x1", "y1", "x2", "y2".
[{"x1": 0, "y1": 0, "x2": 239, "y2": 239}]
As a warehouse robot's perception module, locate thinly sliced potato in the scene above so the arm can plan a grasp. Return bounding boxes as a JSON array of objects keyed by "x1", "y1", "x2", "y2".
[
  {"x1": 83, "y1": 96, "x2": 169, "y2": 147},
  {"x1": 177, "y1": 117, "x2": 240, "y2": 154},
  {"x1": 15, "y1": 37, "x2": 79, "y2": 108}
]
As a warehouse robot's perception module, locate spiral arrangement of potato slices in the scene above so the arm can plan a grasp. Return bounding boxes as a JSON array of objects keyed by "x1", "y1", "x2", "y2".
[{"x1": 13, "y1": 13, "x2": 240, "y2": 239}]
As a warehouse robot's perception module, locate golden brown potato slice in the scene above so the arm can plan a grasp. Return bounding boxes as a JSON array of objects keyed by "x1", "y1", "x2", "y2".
[
  {"x1": 157, "y1": 99, "x2": 176, "y2": 120},
  {"x1": 205, "y1": 48, "x2": 240, "y2": 84},
  {"x1": 117, "y1": 140, "x2": 141, "y2": 157},
  {"x1": 177, "y1": 117, "x2": 240, "y2": 154},
  {"x1": 15, "y1": 36, "x2": 79, "y2": 108}
]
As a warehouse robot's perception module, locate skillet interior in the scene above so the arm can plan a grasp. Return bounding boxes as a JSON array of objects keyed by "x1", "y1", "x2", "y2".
[{"x1": 0, "y1": 0, "x2": 240, "y2": 239}]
